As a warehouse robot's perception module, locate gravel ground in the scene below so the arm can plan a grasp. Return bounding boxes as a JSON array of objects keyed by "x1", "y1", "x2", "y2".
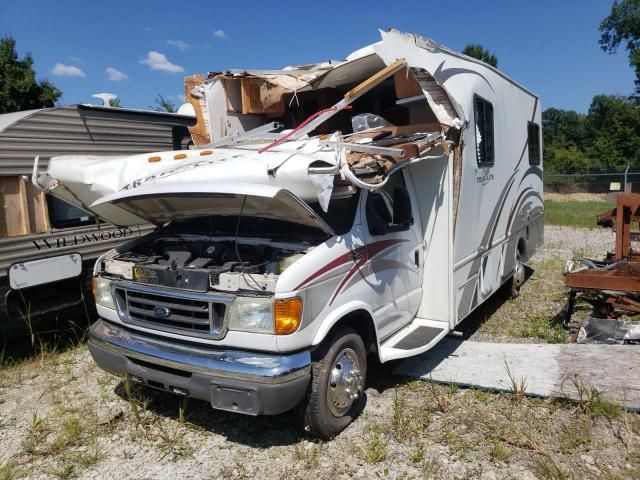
[{"x1": 0, "y1": 225, "x2": 638, "y2": 479}]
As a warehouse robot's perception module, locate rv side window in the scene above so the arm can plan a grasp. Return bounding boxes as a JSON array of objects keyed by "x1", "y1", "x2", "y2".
[
  {"x1": 46, "y1": 196, "x2": 96, "y2": 229},
  {"x1": 366, "y1": 173, "x2": 413, "y2": 236},
  {"x1": 527, "y1": 122, "x2": 541, "y2": 166},
  {"x1": 473, "y1": 95, "x2": 495, "y2": 167}
]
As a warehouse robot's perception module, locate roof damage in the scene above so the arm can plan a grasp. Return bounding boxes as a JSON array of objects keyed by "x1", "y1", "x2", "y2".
[{"x1": 35, "y1": 29, "x2": 464, "y2": 227}]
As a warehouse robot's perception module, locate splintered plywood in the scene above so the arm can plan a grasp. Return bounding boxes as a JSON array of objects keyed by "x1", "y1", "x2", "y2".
[
  {"x1": 394, "y1": 67, "x2": 423, "y2": 99},
  {"x1": 395, "y1": 339, "x2": 640, "y2": 410},
  {"x1": 24, "y1": 181, "x2": 50, "y2": 233},
  {"x1": 184, "y1": 74, "x2": 211, "y2": 146},
  {"x1": 0, "y1": 176, "x2": 30, "y2": 237},
  {"x1": 240, "y1": 78, "x2": 285, "y2": 116}
]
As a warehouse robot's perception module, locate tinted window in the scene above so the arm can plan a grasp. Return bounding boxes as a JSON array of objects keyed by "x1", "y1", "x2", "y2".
[
  {"x1": 528, "y1": 122, "x2": 541, "y2": 166},
  {"x1": 46, "y1": 196, "x2": 96, "y2": 229},
  {"x1": 366, "y1": 173, "x2": 413, "y2": 235},
  {"x1": 474, "y1": 94, "x2": 495, "y2": 166}
]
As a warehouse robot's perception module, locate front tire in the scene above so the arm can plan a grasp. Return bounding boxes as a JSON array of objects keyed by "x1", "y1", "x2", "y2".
[{"x1": 302, "y1": 327, "x2": 367, "y2": 439}]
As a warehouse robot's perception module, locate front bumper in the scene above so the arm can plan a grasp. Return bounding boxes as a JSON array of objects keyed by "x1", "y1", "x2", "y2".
[{"x1": 88, "y1": 319, "x2": 311, "y2": 415}]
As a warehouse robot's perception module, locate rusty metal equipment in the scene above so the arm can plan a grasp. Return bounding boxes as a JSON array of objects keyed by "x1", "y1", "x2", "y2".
[{"x1": 565, "y1": 193, "x2": 640, "y2": 324}]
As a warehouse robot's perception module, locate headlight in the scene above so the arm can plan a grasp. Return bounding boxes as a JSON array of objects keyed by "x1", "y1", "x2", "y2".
[
  {"x1": 229, "y1": 297, "x2": 274, "y2": 334},
  {"x1": 92, "y1": 276, "x2": 115, "y2": 309},
  {"x1": 229, "y1": 297, "x2": 303, "y2": 335}
]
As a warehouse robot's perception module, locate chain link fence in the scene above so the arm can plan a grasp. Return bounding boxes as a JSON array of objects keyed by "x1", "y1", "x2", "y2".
[{"x1": 544, "y1": 167, "x2": 640, "y2": 194}]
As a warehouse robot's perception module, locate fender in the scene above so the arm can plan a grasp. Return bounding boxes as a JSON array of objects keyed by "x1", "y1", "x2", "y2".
[{"x1": 311, "y1": 300, "x2": 379, "y2": 347}]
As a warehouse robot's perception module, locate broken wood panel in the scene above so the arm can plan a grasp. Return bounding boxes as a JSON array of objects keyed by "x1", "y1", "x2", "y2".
[
  {"x1": 184, "y1": 74, "x2": 211, "y2": 146},
  {"x1": 565, "y1": 269, "x2": 640, "y2": 292},
  {"x1": 24, "y1": 180, "x2": 50, "y2": 233},
  {"x1": 395, "y1": 338, "x2": 640, "y2": 410},
  {"x1": 222, "y1": 78, "x2": 243, "y2": 113},
  {"x1": 240, "y1": 78, "x2": 285, "y2": 116},
  {"x1": 0, "y1": 176, "x2": 30, "y2": 238},
  {"x1": 394, "y1": 67, "x2": 423, "y2": 99}
]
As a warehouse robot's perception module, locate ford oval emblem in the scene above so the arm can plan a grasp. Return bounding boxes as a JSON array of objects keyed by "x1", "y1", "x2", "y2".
[{"x1": 153, "y1": 306, "x2": 171, "y2": 318}]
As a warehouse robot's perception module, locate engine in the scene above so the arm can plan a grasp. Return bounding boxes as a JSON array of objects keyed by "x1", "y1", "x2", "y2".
[{"x1": 102, "y1": 236, "x2": 306, "y2": 293}]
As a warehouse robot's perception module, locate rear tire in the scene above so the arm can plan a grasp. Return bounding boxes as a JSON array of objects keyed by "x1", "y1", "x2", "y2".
[
  {"x1": 301, "y1": 327, "x2": 367, "y2": 439},
  {"x1": 511, "y1": 247, "x2": 525, "y2": 298}
]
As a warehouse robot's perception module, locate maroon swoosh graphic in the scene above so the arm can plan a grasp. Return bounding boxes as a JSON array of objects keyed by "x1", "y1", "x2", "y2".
[
  {"x1": 295, "y1": 239, "x2": 407, "y2": 291},
  {"x1": 328, "y1": 239, "x2": 408, "y2": 304},
  {"x1": 505, "y1": 187, "x2": 532, "y2": 235}
]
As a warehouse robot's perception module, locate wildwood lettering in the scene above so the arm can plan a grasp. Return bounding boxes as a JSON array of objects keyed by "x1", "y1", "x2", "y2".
[{"x1": 32, "y1": 227, "x2": 136, "y2": 250}]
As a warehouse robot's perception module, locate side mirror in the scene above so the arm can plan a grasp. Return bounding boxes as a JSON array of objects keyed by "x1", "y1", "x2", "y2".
[{"x1": 393, "y1": 188, "x2": 412, "y2": 226}]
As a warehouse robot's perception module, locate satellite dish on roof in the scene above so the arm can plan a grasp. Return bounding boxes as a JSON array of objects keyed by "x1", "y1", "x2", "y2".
[{"x1": 92, "y1": 93, "x2": 118, "y2": 108}]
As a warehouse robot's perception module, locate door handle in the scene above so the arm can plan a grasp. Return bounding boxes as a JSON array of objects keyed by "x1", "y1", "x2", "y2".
[{"x1": 414, "y1": 250, "x2": 419, "y2": 267}]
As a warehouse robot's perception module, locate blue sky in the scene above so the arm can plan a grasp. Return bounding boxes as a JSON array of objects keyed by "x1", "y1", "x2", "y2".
[{"x1": 0, "y1": 0, "x2": 635, "y2": 113}]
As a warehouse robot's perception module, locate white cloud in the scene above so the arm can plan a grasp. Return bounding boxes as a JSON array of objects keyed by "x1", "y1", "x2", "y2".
[
  {"x1": 106, "y1": 67, "x2": 127, "y2": 82},
  {"x1": 68, "y1": 56, "x2": 82, "y2": 64},
  {"x1": 213, "y1": 30, "x2": 227, "y2": 39},
  {"x1": 140, "y1": 51, "x2": 184, "y2": 73},
  {"x1": 51, "y1": 63, "x2": 86, "y2": 78},
  {"x1": 175, "y1": 94, "x2": 186, "y2": 103},
  {"x1": 166, "y1": 39, "x2": 191, "y2": 50}
]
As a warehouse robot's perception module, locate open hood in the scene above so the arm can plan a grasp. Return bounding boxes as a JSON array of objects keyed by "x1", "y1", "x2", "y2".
[{"x1": 91, "y1": 181, "x2": 335, "y2": 236}]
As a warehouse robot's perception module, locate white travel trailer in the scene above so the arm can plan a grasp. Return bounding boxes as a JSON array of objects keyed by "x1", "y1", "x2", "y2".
[{"x1": 35, "y1": 30, "x2": 543, "y2": 438}]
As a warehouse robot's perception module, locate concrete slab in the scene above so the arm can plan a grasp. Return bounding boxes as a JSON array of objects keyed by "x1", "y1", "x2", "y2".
[{"x1": 394, "y1": 339, "x2": 640, "y2": 410}]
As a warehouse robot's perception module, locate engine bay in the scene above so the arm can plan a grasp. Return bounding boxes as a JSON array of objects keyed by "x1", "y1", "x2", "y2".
[{"x1": 102, "y1": 235, "x2": 307, "y2": 294}]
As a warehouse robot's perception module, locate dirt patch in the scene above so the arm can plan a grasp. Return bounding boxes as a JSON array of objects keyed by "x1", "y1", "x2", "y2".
[{"x1": 545, "y1": 192, "x2": 610, "y2": 203}]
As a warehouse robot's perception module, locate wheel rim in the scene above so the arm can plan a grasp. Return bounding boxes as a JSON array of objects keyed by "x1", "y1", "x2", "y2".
[
  {"x1": 513, "y1": 251, "x2": 525, "y2": 288},
  {"x1": 327, "y1": 348, "x2": 363, "y2": 417}
]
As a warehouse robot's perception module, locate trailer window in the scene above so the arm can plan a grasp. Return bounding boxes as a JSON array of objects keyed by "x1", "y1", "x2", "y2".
[
  {"x1": 46, "y1": 196, "x2": 96, "y2": 229},
  {"x1": 527, "y1": 122, "x2": 541, "y2": 166},
  {"x1": 473, "y1": 94, "x2": 494, "y2": 167},
  {"x1": 366, "y1": 173, "x2": 413, "y2": 235}
]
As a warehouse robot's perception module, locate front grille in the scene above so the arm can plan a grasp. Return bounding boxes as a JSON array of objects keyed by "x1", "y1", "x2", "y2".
[{"x1": 113, "y1": 283, "x2": 229, "y2": 338}]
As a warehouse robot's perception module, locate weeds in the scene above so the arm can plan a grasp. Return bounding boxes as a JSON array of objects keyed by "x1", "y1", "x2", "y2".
[
  {"x1": 0, "y1": 462, "x2": 19, "y2": 480},
  {"x1": 359, "y1": 431, "x2": 388, "y2": 464},
  {"x1": 293, "y1": 442, "x2": 323, "y2": 468},
  {"x1": 562, "y1": 374, "x2": 621, "y2": 418},
  {"x1": 504, "y1": 361, "x2": 528, "y2": 401},
  {"x1": 392, "y1": 388, "x2": 411, "y2": 442},
  {"x1": 490, "y1": 440, "x2": 511, "y2": 462},
  {"x1": 536, "y1": 456, "x2": 572, "y2": 480}
]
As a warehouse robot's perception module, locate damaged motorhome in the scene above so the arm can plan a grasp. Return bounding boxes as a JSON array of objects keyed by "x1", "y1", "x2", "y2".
[{"x1": 34, "y1": 29, "x2": 543, "y2": 438}]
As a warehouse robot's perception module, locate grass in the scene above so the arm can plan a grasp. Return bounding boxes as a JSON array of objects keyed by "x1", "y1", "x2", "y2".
[
  {"x1": 544, "y1": 199, "x2": 613, "y2": 228},
  {"x1": 359, "y1": 430, "x2": 388, "y2": 464}
]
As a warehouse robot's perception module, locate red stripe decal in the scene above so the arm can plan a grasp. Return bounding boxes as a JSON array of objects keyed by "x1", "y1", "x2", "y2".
[{"x1": 294, "y1": 239, "x2": 406, "y2": 291}]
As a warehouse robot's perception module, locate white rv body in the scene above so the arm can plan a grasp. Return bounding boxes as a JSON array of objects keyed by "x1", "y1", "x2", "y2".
[{"x1": 36, "y1": 30, "x2": 543, "y2": 437}]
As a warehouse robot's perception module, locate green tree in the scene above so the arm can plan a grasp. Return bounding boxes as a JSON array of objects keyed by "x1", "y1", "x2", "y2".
[
  {"x1": 0, "y1": 37, "x2": 62, "y2": 113},
  {"x1": 599, "y1": 0, "x2": 640, "y2": 96},
  {"x1": 150, "y1": 94, "x2": 176, "y2": 113},
  {"x1": 542, "y1": 95, "x2": 640, "y2": 173},
  {"x1": 462, "y1": 44, "x2": 498, "y2": 68},
  {"x1": 109, "y1": 98, "x2": 122, "y2": 108}
]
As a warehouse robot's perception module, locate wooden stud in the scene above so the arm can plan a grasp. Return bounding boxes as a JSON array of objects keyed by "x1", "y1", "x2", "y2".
[{"x1": 0, "y1": 176, "x2": 30, "y2": 237}]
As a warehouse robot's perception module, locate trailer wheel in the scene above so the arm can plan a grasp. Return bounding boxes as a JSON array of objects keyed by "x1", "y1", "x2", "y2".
[
  {"x1": 301, "y1": 327, "x2": 367, "y2": 439},
  {"x1": 511, "y1": 246, "x2": 526, "y2": 298}
]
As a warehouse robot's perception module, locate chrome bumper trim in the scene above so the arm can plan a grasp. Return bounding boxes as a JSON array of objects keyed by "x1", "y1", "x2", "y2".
[{"x1": 89, "y1": 319, "x2": 311, "y2": 384}]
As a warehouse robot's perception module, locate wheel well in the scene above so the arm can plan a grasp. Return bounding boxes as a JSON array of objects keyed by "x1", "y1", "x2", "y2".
[
  {"x1": 517, "y1": 237, "x2": 526, "y2": 258},
  {"x1": 323, "y1": 310, "x2": 378, "y2": 354}
]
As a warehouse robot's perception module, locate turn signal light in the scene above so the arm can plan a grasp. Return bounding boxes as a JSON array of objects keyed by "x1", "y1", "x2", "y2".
[
  {"x1": 148, "y1": 156, "x2": 161, "y2": 163},
  {"x1": 274, "y1": 297, "x2": 303, "y2": 335}
]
